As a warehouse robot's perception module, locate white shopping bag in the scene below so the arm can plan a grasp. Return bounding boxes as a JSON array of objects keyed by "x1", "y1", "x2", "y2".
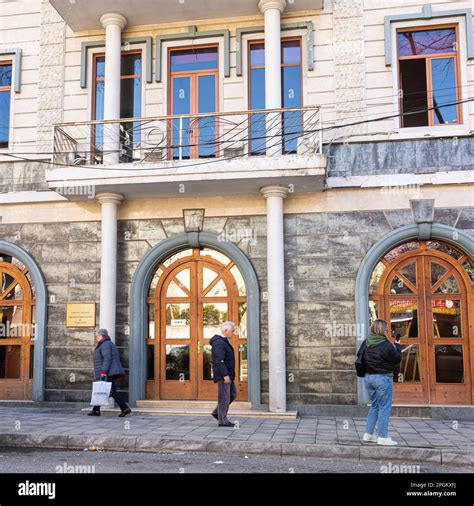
[{"x1": 90, "y1": 381, "x2": 112, "y2": 406}]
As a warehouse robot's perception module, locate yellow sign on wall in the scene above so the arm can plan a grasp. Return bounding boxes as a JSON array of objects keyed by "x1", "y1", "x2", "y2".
[{"x1": 66, "y1": 303, "x2": 96, "y2": 328}]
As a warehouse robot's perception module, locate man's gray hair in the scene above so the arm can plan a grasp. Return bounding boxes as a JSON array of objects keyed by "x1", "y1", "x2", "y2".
[
  {"x1": 96, "y1": 328, "x2": 109, "y2": 337},
  {"x1": 221, "y1": 321, "x2": 235, "y2": 334}
]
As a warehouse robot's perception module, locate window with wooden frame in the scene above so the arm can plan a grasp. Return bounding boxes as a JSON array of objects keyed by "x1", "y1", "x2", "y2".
[
  {"x1": 0, "y1": 62, "x2": 12, "y2": 148},
  {"x1": 248, "y1": 38, "x2": 303, "y2": 154},
  {"x1": 92, "y1": 51, "x2": 142, "y2": 163},
  {"x1": 397, "y1": 25, "x2": 462, "y2": 128},
  {"x1": 167, "y1": 45, "x2": 219, "y2": 160}
]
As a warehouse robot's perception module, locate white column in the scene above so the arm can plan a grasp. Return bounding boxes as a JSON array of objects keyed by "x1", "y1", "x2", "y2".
[
  {"x1": 261, "y1": 185, "x2": 288, "y2": 412},
  {"x1": 97, "y1": 193, "x2": 124, "y2": 342},
  {"x1": 100, "y1": 13, "x2": 127, "y2": 165},
  {"x1": 258, "y1": 0, "x2": 285, "y2": 156}
]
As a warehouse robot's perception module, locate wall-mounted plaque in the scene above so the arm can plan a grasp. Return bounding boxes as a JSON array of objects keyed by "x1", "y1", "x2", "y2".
[{"x1": 66, "y1": 303, "x2": 96, "y2": 328}]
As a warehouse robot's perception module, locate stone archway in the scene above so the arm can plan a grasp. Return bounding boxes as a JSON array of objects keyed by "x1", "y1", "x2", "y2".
[
  {"x1": 129, "y1": 232, "x2": 260, "y2": 406},
  {"x1": 0, "y1": 241, "x2": 48, "y2": 402},
  {"x1": 355, "y1": 224, "x2": 474, "y2": 405}
]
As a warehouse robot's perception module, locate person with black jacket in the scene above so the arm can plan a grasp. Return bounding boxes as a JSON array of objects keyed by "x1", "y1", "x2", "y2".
[
  {"x1": 210, "y1": 321, "x2": 237, "y2": 427},
  {"x1": 360, "y1": 319, "x2": 402, "y2": 446}
]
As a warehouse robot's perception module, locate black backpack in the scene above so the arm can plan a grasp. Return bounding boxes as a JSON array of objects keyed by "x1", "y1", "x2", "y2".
[{"x1": 355, "y1": 340, "x2": 367, "y2": 377}]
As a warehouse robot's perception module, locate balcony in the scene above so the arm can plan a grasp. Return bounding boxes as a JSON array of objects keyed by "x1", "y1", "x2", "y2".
[
  {"x1": 47, "y1": 106, "x2": 326, "y2": 199},
  {"x1": 50, "y1": 0, "x2": 325, "y2": 31}
]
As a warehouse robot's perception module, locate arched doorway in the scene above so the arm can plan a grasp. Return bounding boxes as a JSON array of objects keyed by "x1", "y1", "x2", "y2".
[
  {"x1": 369, "y1": 240, "x2": 473, "y2": 405},
  {"x1": 145, "y1": 247, "x2": 248, "y2": 401},
  {"x1": 0, "y1": 253, "x2": 36, "y2": 400}
]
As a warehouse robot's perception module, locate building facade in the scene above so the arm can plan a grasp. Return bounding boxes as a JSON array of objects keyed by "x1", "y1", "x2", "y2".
[{"x1": 0, "y1": 0, "x2": 472, "y2": 412}]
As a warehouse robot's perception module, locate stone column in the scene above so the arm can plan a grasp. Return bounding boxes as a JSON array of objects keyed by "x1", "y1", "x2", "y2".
[
  {"x1": 100, "y1": 13, "x2": 127, "y2": 165},
  {"x1": 97, "y1": 193, "x2": 124, "y2": 342},
  {"x1": 261, "y1": 185, "x2": 288, "y2": 412},
  {"x1": 258, "y1": 0, "x2": 286, "y2": 156}
]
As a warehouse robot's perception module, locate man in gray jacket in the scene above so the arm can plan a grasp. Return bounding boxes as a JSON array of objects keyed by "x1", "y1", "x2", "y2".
[{"x1": 88, "y1": 329, "x2": 131, "y2": 417}]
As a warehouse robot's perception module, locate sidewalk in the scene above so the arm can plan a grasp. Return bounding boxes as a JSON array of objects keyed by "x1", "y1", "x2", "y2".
[{"x1": 0, "y1": 407, "x2": 473, "y2": 467}]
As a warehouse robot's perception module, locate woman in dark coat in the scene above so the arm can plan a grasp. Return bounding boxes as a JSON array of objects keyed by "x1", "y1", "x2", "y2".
[
  {"x1": 360, "y1": 319, "x2": 401, "y2": 446},
  {"x1": 88, "y1": 328, "x2": 131, "y2": 417}
]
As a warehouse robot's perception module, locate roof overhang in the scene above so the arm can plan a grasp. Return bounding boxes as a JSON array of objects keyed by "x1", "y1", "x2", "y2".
[{"x1": 49, "y1": 0, "x2": 324, "y2": 32}]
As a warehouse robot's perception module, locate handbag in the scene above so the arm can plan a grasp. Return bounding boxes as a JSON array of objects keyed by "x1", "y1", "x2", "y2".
[
  {"x1": 354, "y1": 340, "x2": 367, "y2": 378},
  {"x1": 90, "y1": 380, "x2": 112, "y2": 406}
]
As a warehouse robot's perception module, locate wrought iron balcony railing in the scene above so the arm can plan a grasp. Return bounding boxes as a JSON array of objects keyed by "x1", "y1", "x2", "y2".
[{"x1": 53, "y1": 106, "x2": 322, "y2": 168}]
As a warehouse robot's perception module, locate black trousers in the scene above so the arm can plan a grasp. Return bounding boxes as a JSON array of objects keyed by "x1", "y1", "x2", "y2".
[
  {"x1": 93, "y1": 378, "x2": 128, "y2": 412},
  {"x1": 212, "y1": 379, "x2": 237, "y2": 424}
]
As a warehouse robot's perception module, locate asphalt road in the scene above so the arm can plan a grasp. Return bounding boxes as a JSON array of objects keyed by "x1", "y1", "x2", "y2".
[{"x1": 0, "y1": 447, "x2": 472, "y2": 474}]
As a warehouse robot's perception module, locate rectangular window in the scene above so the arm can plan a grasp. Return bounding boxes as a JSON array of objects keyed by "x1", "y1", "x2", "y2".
[
  {"x1": 0, "y1": 62, "x2": 12, "y2": 148},
  {"x1": 397, "y1": 26, "x2": 461, "y2": 127},
  {"x1": 92, "y1": 51, "x2": 142, "y2": 162},
  {"x1": 248, "y1": 38, "x2": 302, "y2": 154},
  {"x1": 169, "y1": 46, "x2": 218, "y2": 160}
]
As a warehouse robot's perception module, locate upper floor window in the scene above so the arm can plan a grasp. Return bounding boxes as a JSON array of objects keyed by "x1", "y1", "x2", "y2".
[
  {"x1": 397, "y1": 26, "x2": 461, "y2": 128},
  {"x1": 0, "y1": 62, "x2": 12, "y2": 148},
  {"x1": 168, "y1": 46, "x2": 218, "y2": 160},
  {"x1": 249, "y1": 38, "x2": 302, "y2": 154},
  {"x1": 93, "y1": 51, "x2": 142, "y2": 163}
]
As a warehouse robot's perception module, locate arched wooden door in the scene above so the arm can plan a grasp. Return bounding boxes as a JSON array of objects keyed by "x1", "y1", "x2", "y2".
[
  {"x1": 369, "y1": 241, "x2": 473, "y2": 405},
  {"x1": 145, "y1": 248, "x2": 248, "y2": 401},
  {"x1": 0, "y1": 255, "x2": 35, "y2": 400}
]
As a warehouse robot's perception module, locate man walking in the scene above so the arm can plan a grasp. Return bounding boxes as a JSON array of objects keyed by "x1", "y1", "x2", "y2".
[{"x1": 210, "y1": 321, "x2": 237, "y2": 427}]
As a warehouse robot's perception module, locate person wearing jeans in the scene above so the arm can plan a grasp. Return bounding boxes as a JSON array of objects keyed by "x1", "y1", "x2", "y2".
[
  {"x1": 361, "y1": 319, "x2": 402, "y2": 446},
  {"x1": 364, "y1": 374, "x2": 393, "y2": 439}
]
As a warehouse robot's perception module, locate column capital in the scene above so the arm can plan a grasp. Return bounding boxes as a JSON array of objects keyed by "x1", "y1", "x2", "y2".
[
  {"x1": 258, "y1": 0, "x2": 286, "y2": 14},
  {"x1": 260, "y1": 185, "x2": 289, "y2": 199},
  {"x1": 97, "y1": 192, "x2": 125, "y2": 205},
  {"x1": 100, "y1": 12, "x2": 127, "y2": 30}
]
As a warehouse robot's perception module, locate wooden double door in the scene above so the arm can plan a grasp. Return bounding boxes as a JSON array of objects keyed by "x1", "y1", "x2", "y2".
[
  {"x1": 0, "y1": 257, "x2": 35, "y2": 400},
  {"x1": 146, "y1": 248, "x2": 248, "y2": 401},
  {"x1": 376, "y1": 245, "x2": 473, "y2": 404}
]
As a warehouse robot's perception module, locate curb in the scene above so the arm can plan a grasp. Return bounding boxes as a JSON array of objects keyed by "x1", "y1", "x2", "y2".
[{"x1": 0, "y1": 433, "x2": 472, "y2": 466}]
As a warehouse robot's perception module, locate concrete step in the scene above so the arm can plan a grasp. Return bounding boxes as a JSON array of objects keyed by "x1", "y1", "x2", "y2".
[
  {"x1": 136, "y1": 400, "x2": 252, "y2": 410},
  {"x1": 81, "y1": 406, "x2": 298, "y2": 419}
]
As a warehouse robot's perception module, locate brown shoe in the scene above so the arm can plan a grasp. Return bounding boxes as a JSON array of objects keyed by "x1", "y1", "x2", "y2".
[{"x1": 118, "y1": 407, "x2": 131, "y2": 417}]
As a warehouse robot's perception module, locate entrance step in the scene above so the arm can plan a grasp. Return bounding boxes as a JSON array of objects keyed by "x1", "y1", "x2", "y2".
[
  {"x1": 393, "y1": 404, "x2": 474, "y2": 420},
  {"x1": 136, "y1": 400, "x2": 252, "y2": 410},
  {"x1": 295, "y1": 404, "x2": 474, "y2": 420},
  {"x1": 82, "y1": 401, "x2": 298, "y2": 419}
]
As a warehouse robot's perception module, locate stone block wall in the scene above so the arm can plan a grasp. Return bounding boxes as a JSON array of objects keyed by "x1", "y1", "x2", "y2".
[
  {"x1": 0, "y1": 205, "x2": 471, "y2": 404},
  {"x1": 0, "y1": 161, "x2": 49, "y2": 193},
  {"x1": 279, "y1": 206, "x2": 473, "y2": 406},
  {"x1": 37, "y1": 0, "x2": 66, "y2": 154},
  {"x1": 326, "y1": 138, "x2": 474, "y2": 177}
]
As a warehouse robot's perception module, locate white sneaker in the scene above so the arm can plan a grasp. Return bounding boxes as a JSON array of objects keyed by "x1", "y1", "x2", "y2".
[
  {"x1": 362, "y1": 433, "x2": 378, "y2": 442},
  {"x1": 377, "y1": 436, "x2": 398, "y2": 446}
]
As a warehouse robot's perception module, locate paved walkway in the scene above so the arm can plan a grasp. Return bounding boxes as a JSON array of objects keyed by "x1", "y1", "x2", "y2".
[{"x1": 0, "y1": 407, "x2": 473, "y2": 466}]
